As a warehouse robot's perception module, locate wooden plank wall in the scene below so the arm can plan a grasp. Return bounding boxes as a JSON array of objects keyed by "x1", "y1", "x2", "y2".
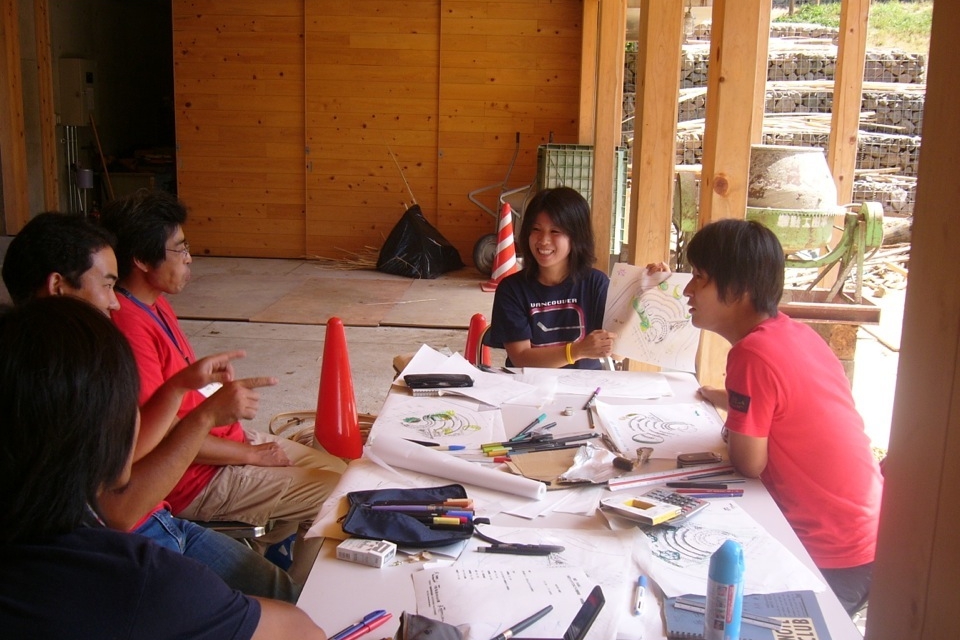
[
  {"x1": 436, "y1": 0, "x2": 582, "y2": 258},
  {"x1": 173, "y1": 0, "x2": 306, "y2": 258},
  {"x1": 0, "y1": 0, "x2": 30, "y2": 234},
  {"x1": 304, "y1": 1, "x2": 441, "y2": 260},
  {"x1": 173, "y1": 0, "x2": 581, "y2": 261}
]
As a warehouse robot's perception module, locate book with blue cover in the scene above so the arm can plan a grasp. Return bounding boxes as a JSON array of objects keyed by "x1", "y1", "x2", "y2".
[{"x1": 663, "y1": 590, "x2": 831, "y2": 639}]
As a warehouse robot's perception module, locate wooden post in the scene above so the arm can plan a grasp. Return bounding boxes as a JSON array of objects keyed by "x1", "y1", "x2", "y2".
[
  {"x1": 751, "y1": 1, "x2": 772, "y2": 145},
  {"x1": 694, "y1": 0, "x2": 767, "y2": 388},
  {"x1": 627, "y1": 0, "x2": 684, "y2": 267},
  {"x1": 579, "y1": 0, "x2": 599, "y2": 144},
  {"x1": 0, "y1": 0, "x2": 31, "y2": 233},
  {"x1": 867, "y1": 2, "x2": 960, "y2": 637},
  {"x1": 34, "y1": 0, "x2": 59, "y2": 211},
  {"x1": 589, "y1": 0, "x2": 626, "y2": 271},
  {"x1": 827, "y1": 0, "x2": 868, "y2": 204}
]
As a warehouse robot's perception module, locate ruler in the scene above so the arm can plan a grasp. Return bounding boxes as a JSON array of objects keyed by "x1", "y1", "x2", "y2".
[{"x1": 606, "y1": 462, "x2": 736, "y2": 491}]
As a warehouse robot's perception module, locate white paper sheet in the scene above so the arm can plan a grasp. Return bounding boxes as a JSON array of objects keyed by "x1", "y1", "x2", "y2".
[
  {"x1": 395, "y1": 345, "x2": 536, "y2": 406},
  {"x1": 369, "y1": 433, "x2": 547, "y2": 500},
  {"x1": 595, "y1": 400, "x2": 726, "y2": 459},
  {"x1": 410, "y1": 566, "x2": 620, "y2": 640},
  {"x1": 515, "y1": 367, "x2": 674, "y2": 400},
  {"x1": 638, "y1": 500, "x2": 826, "y2": 598},
  {"x1": 369, "y1": 393, "x2": 505, "y2": 447},
  {"x1": 603, "y1": 267, "x2": 700, "y2": 372}
]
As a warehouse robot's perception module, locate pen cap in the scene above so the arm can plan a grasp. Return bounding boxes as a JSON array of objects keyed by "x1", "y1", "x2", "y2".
[{"x1": 704, "y1": 539, "x2": 744, "y2": 640}]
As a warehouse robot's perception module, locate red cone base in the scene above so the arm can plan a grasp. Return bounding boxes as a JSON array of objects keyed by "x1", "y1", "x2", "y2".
[
  {"x1": 480, "y1": 202, "x2": 520, "y2": 292},
  {"x1": 314, "y1": 317, "x2": 362, "y2": 459},
  {"x1": 465, "y1": 312, "x2": 491, "y2": 367}
]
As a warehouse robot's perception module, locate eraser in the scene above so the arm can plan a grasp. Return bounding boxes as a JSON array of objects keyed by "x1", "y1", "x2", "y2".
[{"x1": 336, "y1": 538, "x2": 397, "y2": 568}]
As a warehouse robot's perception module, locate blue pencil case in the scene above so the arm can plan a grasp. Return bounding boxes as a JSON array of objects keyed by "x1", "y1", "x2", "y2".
[{"x1": 340, "y1": 484, "x2": 475, "y2": 548}]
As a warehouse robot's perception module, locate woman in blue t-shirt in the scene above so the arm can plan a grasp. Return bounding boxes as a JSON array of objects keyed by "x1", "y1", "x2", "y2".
[{"x1": 490, "y1": 186, "x2": 617, "y2": 370}]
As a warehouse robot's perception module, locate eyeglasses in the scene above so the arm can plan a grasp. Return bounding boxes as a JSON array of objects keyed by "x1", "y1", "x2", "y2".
[{"x1": 165, "y1": 242, "x2": 191, "y2": 258}]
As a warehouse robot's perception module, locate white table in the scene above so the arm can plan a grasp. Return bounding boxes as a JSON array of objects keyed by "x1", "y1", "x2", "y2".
[{"x1": 297, "y1": 371, "x2": 861, "y2": 639}]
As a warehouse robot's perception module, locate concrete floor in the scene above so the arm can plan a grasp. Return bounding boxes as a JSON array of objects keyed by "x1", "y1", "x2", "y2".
[
  {"x1": 175, "y1": 256, "x2": 901, "y2": 452},
  {"x1": 0, "y1": 243, "x2": 901, "y2": 451}
]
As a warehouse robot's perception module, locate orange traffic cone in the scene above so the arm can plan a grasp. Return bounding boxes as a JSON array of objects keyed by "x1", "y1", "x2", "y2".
[
  {"x1": 314, "y1": 317, "x2": 362, "y2": 459},
  {"x1": 480, "y1": 202, "x2": 520, "y2": 292},
  {"x1": 465, "y1": 312, "x2": 491, "y2": 367}
]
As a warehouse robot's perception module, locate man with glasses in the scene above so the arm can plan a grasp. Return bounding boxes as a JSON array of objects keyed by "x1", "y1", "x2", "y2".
[
  {"x1": 1, "y1": 211, "x2": 299, "y2": 601},
  {"x1": 100, "y1": 190, "x2": 346, "y2": 584}
]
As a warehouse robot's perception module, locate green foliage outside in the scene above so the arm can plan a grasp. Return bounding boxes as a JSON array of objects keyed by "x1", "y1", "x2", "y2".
[{"x1": 774, "y1": 0, "x2": 933, "y2": 54}]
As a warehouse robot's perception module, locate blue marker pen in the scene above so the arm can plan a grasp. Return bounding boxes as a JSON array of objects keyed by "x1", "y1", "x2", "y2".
[
  {"x1": 633, "y1": 575, "x2": 647, "y2": 616},
  {"x1": 704, "y1": 540, "x2": 744, "y2": 640}
]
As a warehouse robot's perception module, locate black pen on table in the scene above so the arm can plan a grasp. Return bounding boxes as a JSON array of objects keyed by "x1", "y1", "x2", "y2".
[
  {"x1": 477, "y1": 543, "x2": 564, "y2": 556},
  {"x1": 666, "y1": 481, "x2": 745, "y2": 489},
  {"x1": 582, "y1": 386, "x2": 601, "y2": 410},
  {"x1": 489, "y1": 604, "x2": 553, "y2": 640}
]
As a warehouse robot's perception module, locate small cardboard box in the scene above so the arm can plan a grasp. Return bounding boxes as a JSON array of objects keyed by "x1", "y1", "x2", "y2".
[{"x1": 336, "y1": 538, "x2": 397, "y2": 568}]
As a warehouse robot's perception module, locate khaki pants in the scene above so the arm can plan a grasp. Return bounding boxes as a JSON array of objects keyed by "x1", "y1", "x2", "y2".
[
  {"x1": 177, "y1": 429, "x2": 347, "y2": 580},
  {"x1": 176, "y1": 429, "x2": 347, "y2": 585}
]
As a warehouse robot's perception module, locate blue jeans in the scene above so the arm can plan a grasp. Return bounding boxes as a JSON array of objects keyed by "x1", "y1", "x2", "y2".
[
  {"x1": 134, "y1": 509, "x2": 300, "y2": 603},
  {"x1": 821, "y1": 562, "x2": 873, "y2": 616}
]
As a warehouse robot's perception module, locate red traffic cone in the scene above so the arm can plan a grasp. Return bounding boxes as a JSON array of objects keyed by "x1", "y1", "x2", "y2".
[
  {"x1": 480, "y1": 202, "x2": 521, "y2": 292},
  {"x1": 314, "y1": 317, "x2": 362, "y2": 459},
  {"x1": 465, "y1": 312, "x2": 491, "y2": 367}
]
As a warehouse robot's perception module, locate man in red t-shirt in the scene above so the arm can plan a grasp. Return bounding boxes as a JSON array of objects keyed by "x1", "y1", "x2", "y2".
[
  {"x1": 100, "y1": 191, "x2": 346, "y2": 583},
  {"x1": 682, "y1": 219, "x2": 883, "y2": 616},
  {"x1": 2, "y1": 211, "x2": 298, "y2": 600}
]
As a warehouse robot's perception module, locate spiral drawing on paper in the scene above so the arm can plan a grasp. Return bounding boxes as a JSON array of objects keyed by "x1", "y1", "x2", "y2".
[
  {"x1": 400, "y1": 409, "x2": 482, "y2": 439},
  {"x1": 630, "y1": 283, "x2": 691, "y2": 345},
  {"x1": 645, "y1": 524, "x2": 747, "y2": 570},
  {"x1": 618, "y1": 410, "x2": 695, "y2": 444}
]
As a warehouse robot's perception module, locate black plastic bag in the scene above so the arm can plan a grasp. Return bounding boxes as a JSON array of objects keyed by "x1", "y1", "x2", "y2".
[{"x1": 377, "y1": 205, "x2": 464, "y2": 279}]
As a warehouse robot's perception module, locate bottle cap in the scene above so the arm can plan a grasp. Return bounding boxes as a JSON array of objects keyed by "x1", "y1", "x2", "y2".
[{"x1": 708, "y1": 539, "x2": 744, "y2": 583}]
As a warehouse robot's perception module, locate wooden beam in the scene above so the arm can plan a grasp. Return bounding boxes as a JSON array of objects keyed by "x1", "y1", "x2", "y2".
[
  {"x1": 695, "y1": 0, "x2": 766, "y2": 388},
  {"x1": 867, "y1": 2, "x2": 960, "y2": 637},
  {"x1": 751, "y1": 0, "x2": 772, "y2": 144},
  {"x1": 698, "y1": 0, "x2": 764, "y2": 224},
  {"x1": 0, "y1": 0, "x2": 30, "y2": 233},
  {"x1": 827, "y1": 0, "x2": 868, "y2": 204},
  {"x1": 627, "y1": 0, "x2": 683, "y2": 266},
  {"x1": 579, "y1": 0, "x2": 599, "y2": 143},
  {"x1": 34, "y1": 0, "x2": 59, "y2": 210},
  {"x1": 589, "y1": 0, "x2": 626, "y2": 270}
]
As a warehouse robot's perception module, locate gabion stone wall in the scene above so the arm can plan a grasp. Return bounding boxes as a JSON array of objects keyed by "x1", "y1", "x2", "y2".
[
  {"x1": 673, "y1": 130, "x2": 919, "y2": 215},
  {"x1": 692, "y1": 21, "x2": 841, "y2": 41},
  {"x1": 676, "y1": 46, "x2": 927, "y2": 87},
  {"x1": 620, "y1": 27, "x2": 927, "y2": 218},
  {"x1": 667, "y1": 86, "x2": 926, "y2": 136}
]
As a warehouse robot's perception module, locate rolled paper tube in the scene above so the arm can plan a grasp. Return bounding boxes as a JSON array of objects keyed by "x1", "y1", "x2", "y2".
[{"x1": 368, "y1": 434, "x2": 546, "y2": 500}]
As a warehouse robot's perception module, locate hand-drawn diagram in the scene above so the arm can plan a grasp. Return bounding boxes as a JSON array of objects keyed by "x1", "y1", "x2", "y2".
[
  {"x1": 639, "y1": 501, "x2": 828, "y2": 597},
  {"x1": 646, "y1": 522, "x2": 750, "y2": 570},
  {"x1": 603, "y1": 267, "x2": 700, "y2": 372},
  {"x1": 370, "y1": 394, "x2": 500, "y2": 446},
  {"x1": 594, "y1": 401, "x2": 725, "y2": 458},
  {"x1": 619, "y1": 411, "x2": 696, "y2": 444},
  {"x1": 399, "y1": 409, "x2": 481, "y2": 438}
]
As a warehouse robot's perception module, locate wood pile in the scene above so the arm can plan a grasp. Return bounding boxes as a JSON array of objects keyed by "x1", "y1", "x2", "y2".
[{"x1": 784, "y1": 244, "x2": 910, "y2": 295}]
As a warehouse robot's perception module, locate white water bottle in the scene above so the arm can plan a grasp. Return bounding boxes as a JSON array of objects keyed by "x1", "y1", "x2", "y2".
[{"x1": 704, "y1": 539, "x2": 744, "y2": 640}]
